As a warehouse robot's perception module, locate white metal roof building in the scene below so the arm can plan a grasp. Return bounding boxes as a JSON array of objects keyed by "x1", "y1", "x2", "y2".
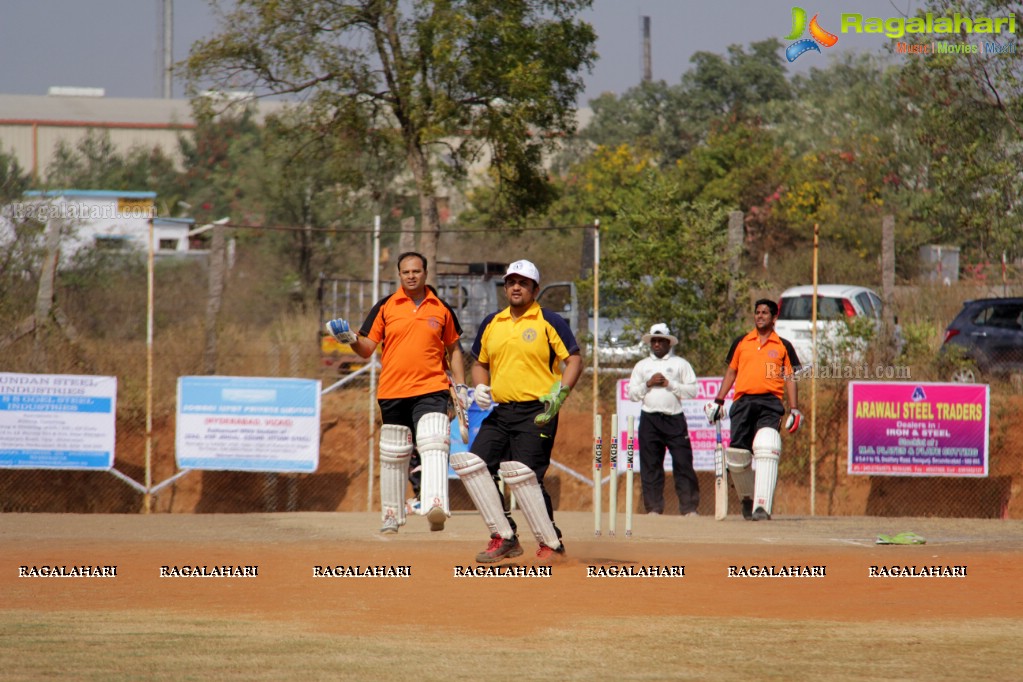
[{"x1": 16, "y1": 189, "x2": 195, "y2": 263}]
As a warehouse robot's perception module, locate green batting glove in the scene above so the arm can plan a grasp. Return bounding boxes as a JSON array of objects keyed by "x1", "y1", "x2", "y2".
[{"x1": 535, "y1": 381, "x2": 572, "y2": 426}]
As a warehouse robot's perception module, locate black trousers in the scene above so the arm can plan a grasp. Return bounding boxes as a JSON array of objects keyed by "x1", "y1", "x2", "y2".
[
  {"x1": 472, "y1": 401, "x2": 560, "y2": 534},
  {"x1": 727, "y1": 393, "x2": 785, "y2": 452},
  {"x1": 638, "y1": 411, "x2": 699, "y2": 514}
]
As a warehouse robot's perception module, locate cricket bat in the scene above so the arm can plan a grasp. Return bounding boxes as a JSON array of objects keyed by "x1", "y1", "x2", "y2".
[
  {"x1": 714, "y1": 420, "x2": 728, "y2": 520},
  {"x1": 446, "y1": 371, "x2": 469, "y2": 443}
]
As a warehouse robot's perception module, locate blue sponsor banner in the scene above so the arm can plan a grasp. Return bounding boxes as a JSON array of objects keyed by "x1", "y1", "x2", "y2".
[
  {"x1": 0, "y1": 396, "x2": 112, "y2": 413},
  {"x1": 0, "y1": 373, "x2": 117, "y2": 470},
  {"x1": 0, "y1": 450, "x2": 113, "y2": 468},
  {"x1": 176, "y1": 376, "x2": 321, "y2": 473},
  {"x1": 178, "y1": 376, "x2": 319, "y2": 417}
]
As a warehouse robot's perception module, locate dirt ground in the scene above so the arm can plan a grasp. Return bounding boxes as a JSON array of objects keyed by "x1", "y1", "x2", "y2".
[
  {"x1": 3, "y1": 386, "x2": 1023, "y2": 678},
  {"x1": 3, "y1": 512, "x2": 1022, "y2": 680}
]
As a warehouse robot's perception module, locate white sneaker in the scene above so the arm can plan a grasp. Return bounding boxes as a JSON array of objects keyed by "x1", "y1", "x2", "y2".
[{"x1": 380, "y1": 516, "x2": 399, "y2": 534}]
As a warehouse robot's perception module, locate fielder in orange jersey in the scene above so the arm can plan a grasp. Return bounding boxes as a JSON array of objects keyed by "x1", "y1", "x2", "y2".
[
  {"x1": 326, "y1": 252, "x2": 469, "y2": 534},
  {"x1": 706, "y1": 299, "x2": 802, "y2": 522},
  {"x1": 450, "y1": 259, "x2": 582, "y2": 564}
]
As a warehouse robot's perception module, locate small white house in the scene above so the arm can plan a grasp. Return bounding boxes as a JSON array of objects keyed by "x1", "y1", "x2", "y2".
[{"x1": 12, "y1": 190, "x2": 194, "y2": 262}]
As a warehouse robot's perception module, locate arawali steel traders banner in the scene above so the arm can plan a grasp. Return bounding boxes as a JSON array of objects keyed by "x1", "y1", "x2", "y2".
[{"x1": 847, "y1": 382, "x2": 989, "y2": 476}]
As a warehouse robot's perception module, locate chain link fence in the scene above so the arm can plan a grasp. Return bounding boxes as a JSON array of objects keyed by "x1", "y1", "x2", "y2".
[{"x1": 1, "y1": 245, "x2": 1022, "y2": 519}]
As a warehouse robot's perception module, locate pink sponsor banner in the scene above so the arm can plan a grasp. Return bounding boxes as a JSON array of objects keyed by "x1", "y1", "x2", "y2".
[
  {"x1": 615, "y1": 378, "x2": 734, "y2": 472},
  {"x1": 847, "y1": 382, "x2": 989, "y2": 477}
]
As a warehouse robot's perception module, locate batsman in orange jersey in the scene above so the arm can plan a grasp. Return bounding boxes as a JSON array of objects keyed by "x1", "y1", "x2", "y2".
[{"x1": 327, "y1": 252, "x2": 469, "y2": 534}]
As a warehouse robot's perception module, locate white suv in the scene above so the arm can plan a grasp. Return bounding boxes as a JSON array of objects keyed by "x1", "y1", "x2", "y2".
[{"x1": 773, "y1": 284, "x2": 883, "y2": 364}]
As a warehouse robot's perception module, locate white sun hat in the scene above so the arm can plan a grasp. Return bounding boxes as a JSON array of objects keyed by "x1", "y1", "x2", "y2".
[{"x1": 641, "y1": 322, "x2": 678, "y2": 347}]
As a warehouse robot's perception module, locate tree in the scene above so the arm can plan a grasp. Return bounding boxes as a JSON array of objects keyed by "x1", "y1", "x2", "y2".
[
  {"x1": 581, "y1": 80, "x2": 695, "y2": 163},
  {"x1": 185, "y1": 0, "x2": 597, "y2": 284},
  {"x1": 175, "y1": 101, "x2": 263, "y2": 226},
  {"x1": 758, "y1": 53, "x2": 938, "y2": 280},
  {"x1": 893, "y1": 0, "x2": 1023, "y2": 262},
  {"x1": 0, "y1": 150, "x2": 35, "y2": 320},
  {"x1": 0, "y1": 148, "x2": 29, "y2": 203},
  {"x1": 675, "y1": 118, "x2": 788, "y2": 254},
  {"x1": 580, "y1": 39, "x2": 791, "y2": 165},
  {"x1": 464, "y1": 142, "x2": 652, "y2": 226},
  {"x1": 45, "y1": 130, "x2": 180, "y2": 202},
  {"x1": 681, "y1": 40, "x2": 791, "y2": 125},
  {"x1": 596, "y1": 170, "x2": 752, "y2": 373},
  {"x1": 240, "y1": 108, "x2": 409, "y2": 285}
]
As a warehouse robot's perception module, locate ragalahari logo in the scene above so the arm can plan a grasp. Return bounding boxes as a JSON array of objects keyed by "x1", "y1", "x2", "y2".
[{"x1": 785, "y1": 7, "x2": 839, "y2": 61}]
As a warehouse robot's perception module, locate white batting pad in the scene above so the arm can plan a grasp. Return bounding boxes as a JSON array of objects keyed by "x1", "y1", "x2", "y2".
[
  {"x1": 416, "y1": 412, "x2": 451, "y2": 517},
  {"x1": 725, "y1": 447, "x2": 755, "y2": 500},
  {"x1": 753, "y1": 428, "x2": 782, "y2": 515},
  {"x1": 499, "y1": 461, "x2": 560, "y2": 550},
  {"x1": 380, "y1": 424, "x2": 413, "y2": 526},
  {"x1": 450, "y1": 452, "x2": 513, "y2": 539}
]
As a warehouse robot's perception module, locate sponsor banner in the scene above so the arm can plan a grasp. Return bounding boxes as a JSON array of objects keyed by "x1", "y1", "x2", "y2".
[
  {"x1": 847, "y1": 382, "x2": 989, "y2": 476},
  {"x1": 615, "y1": 378, "x2": 733, "y2": 472},
  {"x1": 176, "y1": 376, "x2": 321, "y2": 472},
  {"x1": 0, "y1": 373, "x2": 117, "y2": 469}
]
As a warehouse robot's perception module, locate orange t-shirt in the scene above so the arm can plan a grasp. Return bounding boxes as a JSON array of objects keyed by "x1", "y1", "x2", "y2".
[
  {"x1": 725, "y1": 329, "x2": 800, "y2": 400},
  {"x1": 360, "y1": 287, "x2": 462, "y2": 399}
]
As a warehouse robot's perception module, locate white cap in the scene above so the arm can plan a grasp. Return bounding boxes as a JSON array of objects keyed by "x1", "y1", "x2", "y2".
[
  {"x1": 503, "y1": 259, "x2": 540, "y2": 285},
  {"x1": 641, "y1": 323, "x2": 678, "y2": 347}
]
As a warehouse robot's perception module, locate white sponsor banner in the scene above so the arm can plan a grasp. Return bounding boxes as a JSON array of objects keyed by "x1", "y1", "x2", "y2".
[
  {"x1": 615, "y1": 377, "x2": 733, "y2": 472},
  {"x1": 0, "y1": 372, "x2": 117, "y2": 470},
  {"x1": 176, "y1": 376, "x2": 321, "y2": 472}
]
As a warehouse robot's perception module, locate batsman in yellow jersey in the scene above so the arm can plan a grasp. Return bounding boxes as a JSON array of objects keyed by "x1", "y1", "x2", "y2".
[{"x1": 450, "y1": 260, "x2": 582, "y2": 563}]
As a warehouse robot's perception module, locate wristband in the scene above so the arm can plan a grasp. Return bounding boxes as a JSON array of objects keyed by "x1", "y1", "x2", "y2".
[{"x1": 714, "y1": 398, "x2": 724, "y2": 406}]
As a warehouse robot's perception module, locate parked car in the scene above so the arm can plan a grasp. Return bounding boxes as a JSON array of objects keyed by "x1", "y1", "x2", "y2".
[
  {"x1": 774, "y1": 284, "x2": 884, "y2": 364},
  {"x1": 941, "y1": 297, "x2": 1023, "y2": 382}
]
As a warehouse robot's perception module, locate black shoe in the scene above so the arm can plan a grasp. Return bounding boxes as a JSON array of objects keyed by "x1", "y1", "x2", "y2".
[
  {"x1": 751, "y1": 506, "x2": 771, "y2": 521},
  {"x1": 741, "y1": 497, "x2": 753, "y2": 520}
]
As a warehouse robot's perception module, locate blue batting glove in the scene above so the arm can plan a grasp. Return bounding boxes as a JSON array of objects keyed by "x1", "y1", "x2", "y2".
[{"x1": 325, "y1": 318, "x2": 357, "y2": 345}]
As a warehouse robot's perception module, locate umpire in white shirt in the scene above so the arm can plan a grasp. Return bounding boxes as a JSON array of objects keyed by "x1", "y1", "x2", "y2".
[{"x1": 627, "y1": 323, "x2": 700, "y2": 515}]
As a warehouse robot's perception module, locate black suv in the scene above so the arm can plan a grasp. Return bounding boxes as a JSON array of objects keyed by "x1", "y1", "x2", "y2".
[{"x1": 941, "y1": 297, "x2": 1023, "y2": 382}]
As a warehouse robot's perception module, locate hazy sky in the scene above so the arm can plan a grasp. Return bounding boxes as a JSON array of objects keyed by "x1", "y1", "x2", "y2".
[{"x1": 0, "y1": 1, "x2": 907, "y2": 103}]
